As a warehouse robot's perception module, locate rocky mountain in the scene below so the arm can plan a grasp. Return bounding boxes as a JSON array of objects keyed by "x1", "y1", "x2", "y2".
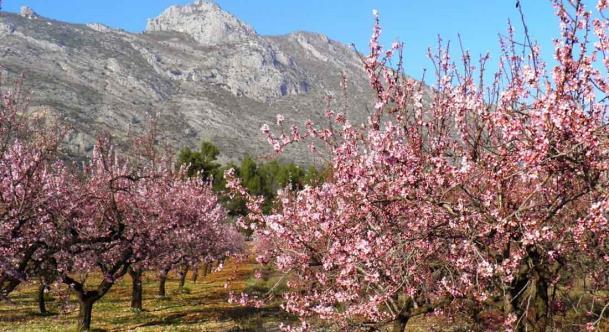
[{"x1": 0, "y1": 1, "x2": 374, "y2": 164}]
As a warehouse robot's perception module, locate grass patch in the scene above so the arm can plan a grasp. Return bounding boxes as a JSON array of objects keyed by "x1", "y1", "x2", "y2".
[{"x1": 0, "y1": 252, "x2": 295, "y2": 331}]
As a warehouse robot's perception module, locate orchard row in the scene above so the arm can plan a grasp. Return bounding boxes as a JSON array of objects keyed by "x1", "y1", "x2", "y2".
[{"x1": 0, "y1": 84, "x2": 244, "y2": 330}]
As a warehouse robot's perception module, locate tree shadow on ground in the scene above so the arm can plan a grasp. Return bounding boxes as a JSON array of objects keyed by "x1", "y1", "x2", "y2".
[{"x1": 123, "y1": 305, "x2": 292, "y2": 331}]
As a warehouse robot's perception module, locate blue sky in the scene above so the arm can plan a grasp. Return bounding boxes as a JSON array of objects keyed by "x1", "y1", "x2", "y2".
[{"x1": 1, "y1": 1, "x2": 594, "y2": 79}]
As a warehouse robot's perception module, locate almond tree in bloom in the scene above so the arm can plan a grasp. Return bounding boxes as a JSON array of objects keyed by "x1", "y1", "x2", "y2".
[
  {"x1": 228, "y1": 1, "x2": 609, "y2": 330},
  {"x1": 0, "y1": 79, "x2": 67, "y2": 301},
  {"x1": 52, "y1": 134, "x2": 243, "y2": 331},
  {"x1": 53, "y1": 136, "x2": 146, "y2": 331},
  {"x1": 125, "y1": 128, "x2": 244, "y2": 305},
  {"x1": 13, "y1": 115, "x2": 241, "y2": 329},
  {"x1": 132, "y1": 170, "x2": 243, "y2": 307},
  {"x1": 0, "y1": 79, "x2": 243, "y2": 329}
]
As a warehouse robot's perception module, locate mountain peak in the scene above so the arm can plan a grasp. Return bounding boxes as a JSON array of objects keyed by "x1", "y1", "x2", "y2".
[
  {"x1": 19, "y1": 6, "x2": 39, "y2": 19},
  {"x1": 145, "y1": 1, "x2": 256, "y2": 46}
]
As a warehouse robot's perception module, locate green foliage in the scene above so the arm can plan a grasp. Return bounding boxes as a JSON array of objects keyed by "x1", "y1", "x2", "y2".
[
  {"x1": 236, "y1": 156, "x2": 325, "y2": 214},
  {"x1": 303, "y1": 166, "x2": 325, "y2": 187},
  {"x1": 177, "y1": 140, "x2": 326, "y2": 216},
  {"x1": 176, "y1": 141, "x2": 220, "y2": 179}
]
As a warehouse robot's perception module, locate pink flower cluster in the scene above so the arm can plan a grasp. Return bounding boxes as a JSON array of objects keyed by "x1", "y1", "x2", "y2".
[
  {"x1": 0, "y1": 83, "x2": 244, "y2": 313},
  {"x1": 228, "y1": 1, "x2": 609, "y2": 330}
]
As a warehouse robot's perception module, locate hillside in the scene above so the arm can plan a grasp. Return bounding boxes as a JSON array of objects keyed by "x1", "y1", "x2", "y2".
[{"x1": 0, "y1": 1, "x2": 374, "y2": 164}]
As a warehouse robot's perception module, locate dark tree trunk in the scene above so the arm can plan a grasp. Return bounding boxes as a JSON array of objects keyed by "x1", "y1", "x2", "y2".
[
  {"x1": 158, "y1": 268, "x2": 169, "y2": 297},
  {"x1": 510, "y1": 251, "x2": 550, "y2": 332},
  {"x1": 65, "y1": 266, "x2": 128, "y2": 331},
  {"x1": 0, "y1": 277, "x2": 20, "y2": 302},
  {"x1": 391, "y1": 298, "x2": 413, "y2": 332},
  {"x1": 203, "y1": 263, "x2": 209, "y2": 277},
  {"x1": 77, "y1": 296, "x2": 96, "y2": 332},
  {"x1": 392, "y1": 314, "x2": 409, "y2": 332},
  {"x1": 523, "y1": 272, "x2": 549, "y2": 331},
  {"x1": 38, "y1": 279, "x2": 48, "y2": 315},
  {"x1": 64, "y1": 250, "x2": 131, "y2": 331},
  {"x1": 70, "y1": 277, "x2": 121, "y2": 331},
  {"x1": 0, "y1": 243, "x2": 41, "y2": 301},
  {"x1": 191, "y1": 264, "x2": 199, "y2": 283},
  {"x1": 503, "y1": 287, "x2": 515, "y2": 317},
  {"x1": 129, "y1": 269, "x2": 143, "y2": 311},
  {"x1": 509, "y1": 263, "x2": 531, "y2": 332},
  {"x1": 178, "y1": 265, "x2": 188, "y2": 292}
]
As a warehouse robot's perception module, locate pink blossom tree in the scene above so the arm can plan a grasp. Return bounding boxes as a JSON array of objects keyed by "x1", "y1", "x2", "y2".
[
  {"x1": 131, "y1": 170, "x2": 243, "y2": 306},
  {"x1": 0, "y1": 78, "x2": 244, "y2": 330},
  {"x1": 227, "y1": 1, "x2": 609, "y2": 330},
  {"x1": 0, "y1": 78, "x2": 68, "y2": 301},
  {"x1": 124, "y1": 126, "x2": 244, "y2": 307},
  {"x1": 53, "y1": 135, "x2": 144, "y2": 331},
  {"x1": 51, "y1": 133, "x2": 242, "y2": 330}
]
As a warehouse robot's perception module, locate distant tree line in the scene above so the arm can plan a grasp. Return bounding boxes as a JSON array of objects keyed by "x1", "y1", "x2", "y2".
[{"x1": 176, "y1": 141, "x2": 326, "y2": 215}]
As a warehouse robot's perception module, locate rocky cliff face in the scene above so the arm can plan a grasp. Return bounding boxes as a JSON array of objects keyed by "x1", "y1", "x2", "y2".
[
  {"x1": 0, "y1": 1, "x2": 374, "y2": 164},
  {"x1": 146, "y1": 1, "x2": 256, "y2": 46}
]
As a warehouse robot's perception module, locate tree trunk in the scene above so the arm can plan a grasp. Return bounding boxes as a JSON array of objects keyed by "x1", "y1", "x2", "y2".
[
  {"x1": 510, "y1": 254, "x2": 550, "y2": 332},
  {"x1": 38, "y1": 279, "x2": 48, "y2": 315},
  {"x1": 0, "y1": 277, "x2": 20, "y2": 302},
  {"x1": 64, "y1": 253, "x2": 130, "y2": 331},
  {"x1": 0, "y1": 244, "x2": 40, "y2": 301},
  {"x1": 129, "y1": 269, "x2": 143, "y2": 311},
  {"x1": 203, "y1": 263, "x2": 210, "y2": 277},
  {"x1": 77, "y1": 297, "x2": 95, "y2": 332},
  {"x1": 391, "y1": 298, "x2": 413, "y2": 332},
  {"x1": 178, "y1": 266, "x2": 188, "y2": 292},
  {"x1": 158, "y1": 268, "x2": 169, "y2": 297},
  {"x1": 191, "y1": 264, "x2": 199, "y2": 283},
  {"x1": 392, "y1": 314, "x2": 409, "y2": 332},
  {"x1": 523, "y1": 272, "x2": 549, "y2": 331},
  {"x1": 503, "y1": 288, "x2": 515, "y2": 317}
]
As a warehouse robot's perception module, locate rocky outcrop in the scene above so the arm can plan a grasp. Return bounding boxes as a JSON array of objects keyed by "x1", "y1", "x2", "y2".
[
  {"x1": 145, "y1": 0, "x2": 255, "y2": 46},
  {"x1": 0, "y1": 1, "x2": 374, "y2": 164},
  {"x1": 19, "y1": 6, "x2": 38, "y2": 19},
  {"x1": 144, "y1": 1, "x2": 309, "y2": 102}
]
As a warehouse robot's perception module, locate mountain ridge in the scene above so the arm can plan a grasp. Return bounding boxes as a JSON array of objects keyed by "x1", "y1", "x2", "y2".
[{"x1": 0, "y1": 2, "x2": 374, "y2": 164}]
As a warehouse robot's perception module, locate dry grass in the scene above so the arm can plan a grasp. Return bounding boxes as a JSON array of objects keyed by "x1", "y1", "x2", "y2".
[
  {"x1": 4, "y1": 254, "x2": 605, "y2": 331},
  {"x1": 0, "y1": 254, "x2": 294, "y2": 332}
]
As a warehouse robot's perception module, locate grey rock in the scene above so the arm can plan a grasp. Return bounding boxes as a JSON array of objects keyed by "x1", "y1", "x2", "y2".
[
  {"x1": 146, "y1": 0, "x2": 256, "y2": 46},
  {"x1": 19, "y1": 6, "x2": 38, "y2": 19},
  {"x1": 0, "y1": 2, "x2": 376, "y2": 165}
]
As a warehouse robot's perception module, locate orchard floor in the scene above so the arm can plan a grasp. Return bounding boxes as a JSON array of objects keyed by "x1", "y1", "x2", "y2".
[
  {"x1": 0, "y1": 255, "x2": 294, "y2": 332},
  {"x1": 0, "y1": 253, "x2": 545, "y2": 332}
]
